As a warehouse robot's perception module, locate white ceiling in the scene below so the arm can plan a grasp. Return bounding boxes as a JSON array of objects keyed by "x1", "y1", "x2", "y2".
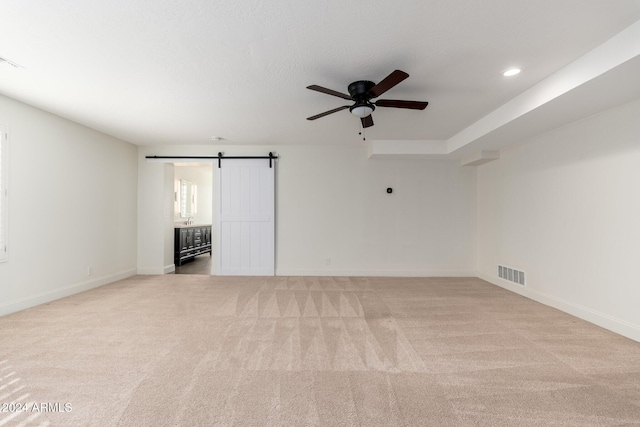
[{"x1": 1, "y1": 0, "x2": 640, "y2": 156}]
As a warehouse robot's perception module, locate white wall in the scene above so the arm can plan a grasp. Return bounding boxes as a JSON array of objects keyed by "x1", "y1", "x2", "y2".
[
  {"x1": 136, "y1": 155, "x2": 165, "y2": 274},
  {"x1": 0, "y1": 94, "x2": 138, "y2": 316},
  {"x1": 276, "y1": 146, "x2": 476, "y2": 275},
  {"x1": 138, "y1": 145, "x2": 476, "y2": 276},
  {"x1": 477, "y1": 97, "x2": 640, "y2": 341},
  {"x1": 174, "y1": 165, "x2": 213, "y2": 224}
]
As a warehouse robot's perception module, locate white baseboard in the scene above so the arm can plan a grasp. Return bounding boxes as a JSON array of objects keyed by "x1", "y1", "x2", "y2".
[
  {"x1": 275, "y1": 269, "x2": 477, "y2": 277},
  {"x1": 0, "y1": 268, "x2": 137, "y2": 317},
  {"x1": 479, "y1": 273, "x2": 640, "y2": 343},
  {"x1": 137, "y1": 267, "x2": 166, "y2": 275},
  {"x1": 136, "y1": 265, "x2": 182, "y2": 275}
]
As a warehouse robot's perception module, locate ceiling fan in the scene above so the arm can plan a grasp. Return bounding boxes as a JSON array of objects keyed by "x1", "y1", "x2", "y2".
[{"x1": 306, "y1": 70, "x2": 428, "y2": 128}]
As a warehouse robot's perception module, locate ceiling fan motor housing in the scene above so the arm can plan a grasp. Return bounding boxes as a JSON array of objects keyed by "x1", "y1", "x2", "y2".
[
  {"x1": 348, "y1": 80, "x2": 376, "y2": 116},
  {"x1": 348, "y1": 80, "x2": 375, "y2": 100}
]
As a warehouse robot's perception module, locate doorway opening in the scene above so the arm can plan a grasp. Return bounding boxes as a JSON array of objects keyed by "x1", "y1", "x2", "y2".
[{"x1": 172, "y1": 163, "x2": 215, "y2": 275}]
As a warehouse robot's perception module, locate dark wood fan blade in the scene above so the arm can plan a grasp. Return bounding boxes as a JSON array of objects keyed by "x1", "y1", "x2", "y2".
[
  {"x1": 306, "y1": 85, "x2": 352, "y2": 100},
  {"x1": 306, "y1": 105, "x2": 350, "y2": 120},
  {"x1": 375, "y1": 99, "x2": 428, "y2": 110},
  {"x1": 368, "y1": 70, "x2": 409, "y2": 97},
  {"x1": 361, "y1": 115, "x2": 374, "y2": 128}
]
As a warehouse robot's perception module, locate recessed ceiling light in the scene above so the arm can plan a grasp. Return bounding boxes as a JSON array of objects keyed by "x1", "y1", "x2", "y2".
[{"x1": 503, "y1": 68, "x2": 521, "y2": 77}]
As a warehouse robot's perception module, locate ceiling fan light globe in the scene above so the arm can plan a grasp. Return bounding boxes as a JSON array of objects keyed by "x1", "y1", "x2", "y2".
[{"x1": 350, "y1": 105, "x2": 374, "y2": 118}]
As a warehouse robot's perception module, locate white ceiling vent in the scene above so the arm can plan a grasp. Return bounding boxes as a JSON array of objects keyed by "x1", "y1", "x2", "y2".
[
  {"x1": 0, "y1": 56, "x2": 23, "y2": 69},
  {"x1": 498, "y1": 265, "x2": 526, "y2": 286}
]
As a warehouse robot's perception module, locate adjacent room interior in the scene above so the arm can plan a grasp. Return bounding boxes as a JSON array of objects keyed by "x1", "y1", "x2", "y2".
[
  {"x1": 1, "y1": 1, "x2": 640, "y2": 425},
  {"x1": 173, "y1": 163, "x2": 214, "y2": 275}
]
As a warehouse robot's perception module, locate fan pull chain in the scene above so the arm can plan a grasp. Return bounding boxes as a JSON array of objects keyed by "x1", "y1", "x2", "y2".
[{"x1": 359, "y1": 125, "x2": 366, "y2": 141}]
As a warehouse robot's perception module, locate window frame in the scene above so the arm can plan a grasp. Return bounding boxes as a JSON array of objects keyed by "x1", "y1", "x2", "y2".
[{"x1": 0, "y1": 125, "x2": 8, "y2": 263}]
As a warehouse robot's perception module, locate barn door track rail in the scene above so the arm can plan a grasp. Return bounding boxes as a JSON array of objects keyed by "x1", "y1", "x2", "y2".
[{"x1": 145, "y1": 152, "x2": 277, "y2": 168}]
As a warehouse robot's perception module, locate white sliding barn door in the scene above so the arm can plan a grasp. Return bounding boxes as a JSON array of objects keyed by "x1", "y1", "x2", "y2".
[{"x1": 216, "y1": 159, "x2": 275, "y2": 276}]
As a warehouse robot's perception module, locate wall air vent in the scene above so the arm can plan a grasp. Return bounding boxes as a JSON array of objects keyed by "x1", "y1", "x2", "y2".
[{"x1": 498, "y1": 265, "x2": 525, "y2": 286}]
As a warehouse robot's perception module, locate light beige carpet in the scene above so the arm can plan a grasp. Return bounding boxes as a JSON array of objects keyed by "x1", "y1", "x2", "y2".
[{"x1": 1, "y1": 275, "x2": 640, "y2": 426}]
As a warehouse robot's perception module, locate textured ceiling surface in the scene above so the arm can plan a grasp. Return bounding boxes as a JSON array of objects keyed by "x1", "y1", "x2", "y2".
[{"x1": 1, "y1": 0, "x2": 640, "y2": 147}]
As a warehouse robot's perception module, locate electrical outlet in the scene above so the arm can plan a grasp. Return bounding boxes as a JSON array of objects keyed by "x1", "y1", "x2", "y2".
[
  {"x1": 325, "y1": 258, "x2": 331, "y2": 267},
  {"x1": 87, "y1": 266, "x2": 92, "y2": 276}
]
